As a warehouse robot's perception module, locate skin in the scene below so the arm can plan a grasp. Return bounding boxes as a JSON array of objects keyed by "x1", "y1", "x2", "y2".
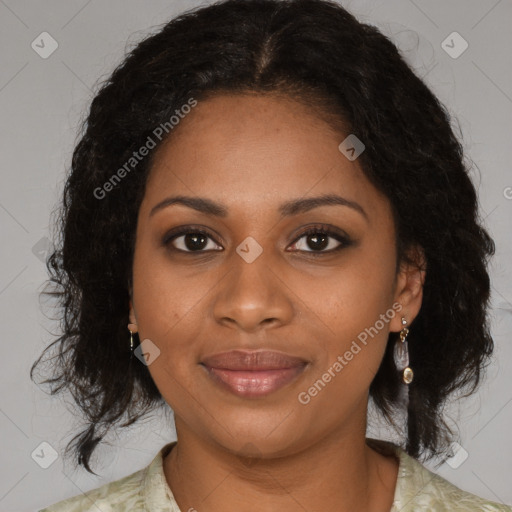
[{"x1": 129, "y1": 93, "x2": 425, "y2": 512}]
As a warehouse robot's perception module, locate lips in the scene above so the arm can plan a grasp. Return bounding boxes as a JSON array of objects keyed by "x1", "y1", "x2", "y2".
[
  {"x1": 201, "y1": 349, "x2": 308, "y2": 370},
  {"x1": 200, "y1": 350, "x2": 308, "y2": 398}
]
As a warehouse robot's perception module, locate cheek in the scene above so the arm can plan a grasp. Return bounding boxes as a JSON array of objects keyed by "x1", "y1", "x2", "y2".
[
  {"x1": 131, "y1": 256, "x2": 203, "y2": 401},
  {"x1": 305, "y1": 245, "x2": 396, "y2": 379},
  {"x1": 309, "y1": 247, "x2": 395, "y2": 328},
  {"x1": 132, "y1": 263, "x2": 203, "y2": 407},
  {"x1": 132, "y1": 238, "x2": 204, "y2": 337}
]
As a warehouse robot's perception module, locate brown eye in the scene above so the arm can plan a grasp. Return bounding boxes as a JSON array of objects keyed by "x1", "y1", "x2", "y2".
[
  {"x1": 289, "y1": 225, "x2": 352, "y2": 254},
  {"x1": 164, "y1": 228, "x2": 223, "y2": 253}
]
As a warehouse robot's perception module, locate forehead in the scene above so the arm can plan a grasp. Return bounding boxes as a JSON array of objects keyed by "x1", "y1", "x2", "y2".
[{"x1": 142, "y1": 93, "x2": 390, "y2": 223}]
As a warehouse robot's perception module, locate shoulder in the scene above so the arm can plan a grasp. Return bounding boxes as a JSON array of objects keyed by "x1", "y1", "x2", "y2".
[
  {"x1": 38, "y1": 466, "x2": 146, "y2": 512},
  {"x1": 400, "y1": 463, "x2": 512, "y2": 511},
  {"x1": 372, "y1": 439, "x2": 512, "y2": 512},
  {"x1": 38, "y1": 442, "x2": 178, "y2": 512}
]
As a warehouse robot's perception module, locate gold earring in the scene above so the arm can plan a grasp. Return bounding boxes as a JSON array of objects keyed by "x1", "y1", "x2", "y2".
[
  {"x1": 128, "y1": 323, "x2": 137, "y2": 355},
  {"x1": 394, "y1": 317, "x2": 414, "y2": 384}
]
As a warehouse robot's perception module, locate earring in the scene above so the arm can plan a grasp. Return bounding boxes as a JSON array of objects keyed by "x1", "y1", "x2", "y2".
[
  {"x1": 394, "y1": 317, "x2": 413, "y2": 384},
  {"x1": 128, "y1": 323, "x2": 138, "y2": 357}
]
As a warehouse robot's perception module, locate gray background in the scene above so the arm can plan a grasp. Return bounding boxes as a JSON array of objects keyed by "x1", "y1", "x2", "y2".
[{"x1": 1, "y1": 0, "x2": 511, "y2": 510}]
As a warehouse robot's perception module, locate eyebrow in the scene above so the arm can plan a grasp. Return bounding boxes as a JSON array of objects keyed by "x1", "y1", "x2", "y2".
[{"x1": 149, "y1": 194, "x2": 368, "y2": 222}]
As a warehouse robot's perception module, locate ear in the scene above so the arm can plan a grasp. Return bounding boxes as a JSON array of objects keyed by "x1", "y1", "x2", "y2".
[
  {"x1": 128, "y1": 300, "x2": 138, "y2": 330},
  {"x1": 389, "y1": 244, "x2": 426, "y2": 333}
]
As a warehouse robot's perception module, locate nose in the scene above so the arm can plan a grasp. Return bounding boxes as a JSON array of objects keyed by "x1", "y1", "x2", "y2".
[{"x1": 212, "y1": 248, "x2": 295, "y2": 333}]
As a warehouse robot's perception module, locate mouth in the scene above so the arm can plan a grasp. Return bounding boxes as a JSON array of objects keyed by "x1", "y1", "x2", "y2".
[{"x1": 200, "y1": 350, "x2": 309, "y2": 398}]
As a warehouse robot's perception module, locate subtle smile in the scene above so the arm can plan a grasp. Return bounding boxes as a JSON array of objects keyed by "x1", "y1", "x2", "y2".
[{"x1": 200, "y1": 349, "x2": 309, "y2": 398}]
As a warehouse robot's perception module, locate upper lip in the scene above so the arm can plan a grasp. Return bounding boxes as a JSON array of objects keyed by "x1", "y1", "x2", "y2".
[{"x1": 201, "y1": 350, "x2": 308, "y2": 371}]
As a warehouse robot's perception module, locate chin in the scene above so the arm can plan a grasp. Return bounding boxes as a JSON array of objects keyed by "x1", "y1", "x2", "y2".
[{"x1": 206, "y1": 411, "x2": 307, "y2": 459}]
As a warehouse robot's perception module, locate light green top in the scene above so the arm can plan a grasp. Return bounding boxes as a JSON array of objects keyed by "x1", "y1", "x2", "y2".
[{"x1": 39, "y1": 438, "x2": 512, "y2": 511}]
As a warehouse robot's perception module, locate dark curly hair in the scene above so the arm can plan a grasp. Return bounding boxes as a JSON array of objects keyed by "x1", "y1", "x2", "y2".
[{"x1": 30, "y1": 0, "x2": 496, "y2": 474}]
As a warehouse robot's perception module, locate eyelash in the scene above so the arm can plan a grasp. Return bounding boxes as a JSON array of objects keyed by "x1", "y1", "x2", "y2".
[{"x1": 162, "y1": 224, "x2": 352, "y2": 256}]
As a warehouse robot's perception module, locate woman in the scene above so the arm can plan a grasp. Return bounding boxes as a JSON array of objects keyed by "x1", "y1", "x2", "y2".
[{"x1": 33, "y1": 0, "x2": 512, "y2": 510}]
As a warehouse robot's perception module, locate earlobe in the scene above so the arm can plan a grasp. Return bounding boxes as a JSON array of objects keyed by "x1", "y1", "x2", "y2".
[
  {"x1": 391, "y1": 245, "x2": 427, "y2": 332},
  {"x1": 128, "y1": 300, "x2": 138, "y2": 331}
]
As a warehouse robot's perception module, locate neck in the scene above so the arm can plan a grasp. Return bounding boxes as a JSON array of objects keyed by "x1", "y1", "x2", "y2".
[{"x1": 163, "y1": 421, "x2": 399, "y2": 512}]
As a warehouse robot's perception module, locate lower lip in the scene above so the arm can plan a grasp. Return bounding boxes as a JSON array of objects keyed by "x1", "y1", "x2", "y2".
[{"x1": 202, "y1": 365, "x2": 306, "y2": 398}]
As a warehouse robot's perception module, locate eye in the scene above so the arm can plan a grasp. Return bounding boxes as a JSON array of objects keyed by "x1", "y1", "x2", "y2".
[
  {"x1": 289, "y1": 225, "x2": 352, "y2": 254},
  {"x1": 163, "y1": 227, "x2": 222, "y2": 253},
  {"x1": 163, "y1": 224, "x2": 352, "y2": 255}
]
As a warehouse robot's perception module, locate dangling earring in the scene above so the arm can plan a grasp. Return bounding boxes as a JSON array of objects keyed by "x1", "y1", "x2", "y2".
[
  {"x1": 394, "y1": 317, "x2": 414, "y2": 385},
  {"x1": 128, "y1": 323, "x2": 137, "y2": 358},
  {"x1": 394, "y1": 317, "x2": 413, "y2": 408},
  {"x1": 394, "y1": 317, "x2": 413, "y2": 384}
]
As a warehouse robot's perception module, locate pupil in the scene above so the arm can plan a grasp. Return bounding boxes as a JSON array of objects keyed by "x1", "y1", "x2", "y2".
[
  {"x1": 185, "y1": 233, "x2": 207, "y2": 251},
  {"x1": 182, "y1": 233, "x2": 329, "y2": 251},
  {"x1": 309, "y1": 234, "x2": 328, "y2": 251}
]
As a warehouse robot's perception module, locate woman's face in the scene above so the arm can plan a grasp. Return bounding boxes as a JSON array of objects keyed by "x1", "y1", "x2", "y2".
[{"x1": 130, "y1": 93, "x2": 423, "y2": 458}]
